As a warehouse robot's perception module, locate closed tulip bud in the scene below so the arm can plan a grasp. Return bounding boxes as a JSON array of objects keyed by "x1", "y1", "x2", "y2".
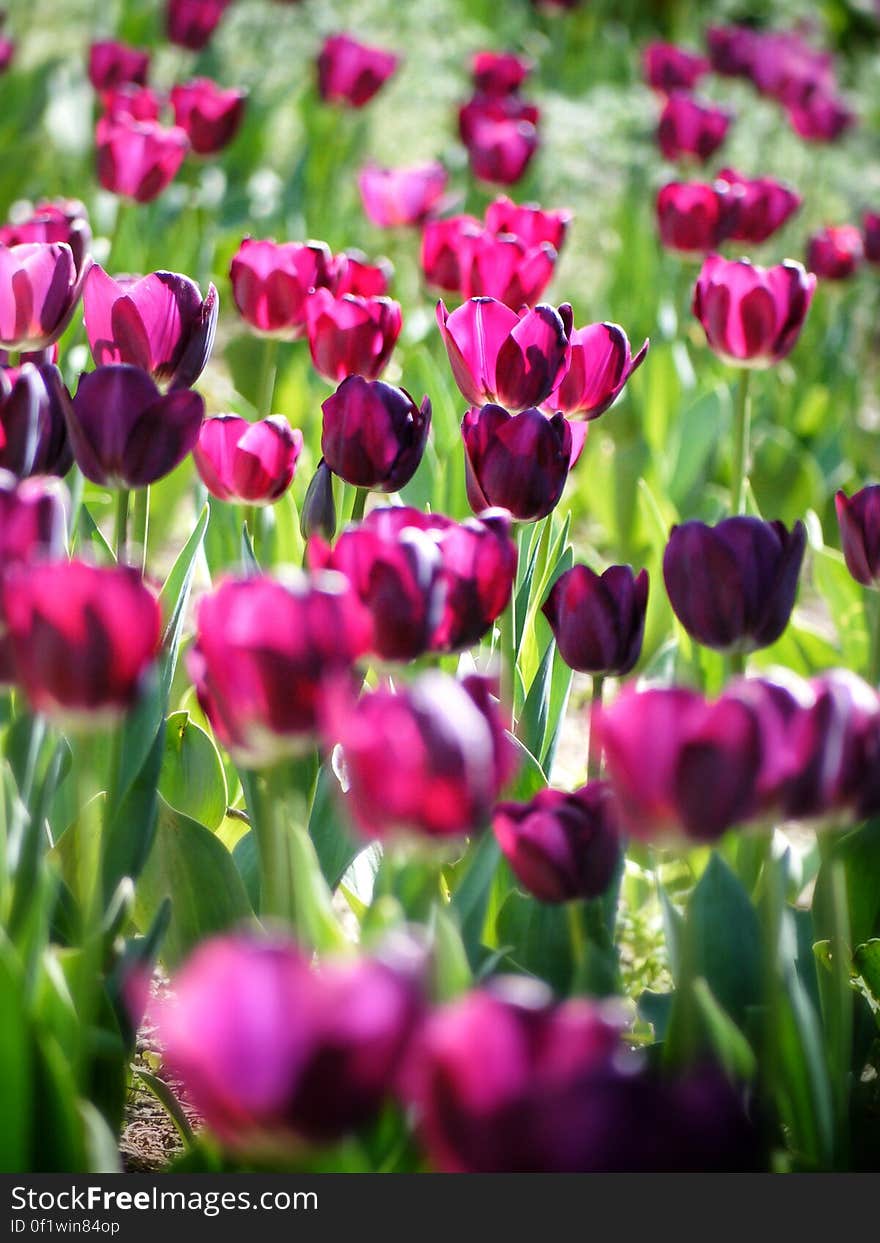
[
  {"x1": 170, "y1": 78, "x2": 246, "y2": 155},
  {"x1": 472, "y1": 51, "x2": 532, "y2": 97},
  {"x1": 156, "y1": 935, "x2": 424, "y2": 1148},
  {"x1": 83, "y1": 265, "x2": 218, "y2": 390},
  {"x1": 692, "y1": 254, "x2": 815, "y2": 367},
  {"x1": 544, "y1": 322, "x2": 648, "y2": 420},
  {"x1": 706, "y1": 26, "x2": 757, "y2": 78},
  {"x1": 358, "y1": 162, "x2": 447, "y2": 229},
  {"x1": 96, "y1": 115, "x2": 189, "y2": 203},
  {"x1": 663, "y1": 516, "x2": 806, "y2": 653},
  {"x1": 437, "y1": 298, "x2": 571, "y2": 411},
  {"x1": 715, "y1": 168, "x2": 801, "y2": 245},
  {"x1": 67, "y1": 364, "x2": 205, "y2": 488},
  {"x1": 193, "y1": 415, "x2": 302, "y2": 505},
  {"x1": 0, "y1": 471, "x2": 68, "y2": 566},
  {"x1": 460, "y1": 94, "x2": 539, "y2": 146},
  {"x1": 0, "y1": 199, "x2": 91, "y2": 277},
  {"x1": 420, "y1": 215, "x2": 482, "y2": 293},
  {"x1": 542, "y1": 564, "x2": 649, "y2": 676},
  {"x1": 2, "y1": 559, "x2": 161, "y2": 722},
  {"x1": 656, "y1": 181, "x2": 738, "y2": 255},
  {"x1": 0, "y1": 241, "x2": 89, "y2": 352},
  {"x1": 306, "y1": 290, "x2": 402, "y2": 383},
  {"x1": 643, "y1": 43, "x2": 709, "y2": 93},
  {"x1": 0, "y1": 364, "x2": 73, "y2": 478},
  {"x1": 322, "y1": 672, "x2": 516, "y2": 839},
  {"x1": 806, "y1": 225, "x2": 863, "y2": 281},
  {"x1": 230, "y1": 238, "x2": 336, "y2": 339},
  {"x1": 493, "y1": 781, "x2": 622, "y2": 903},
  {"x1": 835, "y1": 486, "x2": 880, "y2": 587},
  {"x1": 321, "y1": 376, "x2": 430, "y2": 492},
  {"x1": 863, "y1": 213, "x2": 880, "y2": 265},
  {"x1": 460, "y1": 95, "x2": 540, "y2": 185},
  {"x1": 787, "y1": 91, "x2": 854, "y2": 143},
  {"x1": 166, "y1": 0, "x2": 231, "y2": 51},
  {"x1": 316, "y1": 33, "x2": 399, "y2": 108},
  {"x1": 300, "y1": 459, "x2": 337, "y2": 542},
  {"x1": 102, "y1": 84, "x2": 164, "y2": 124},
  {"x1": 657, "y1": 92, "x2": 732, "y2": 164},
  {"x1": 484, "y1": 195, "x2": 571, "y2": 251},
  {"x1": 463, "y1": 405, "x2": 573, "y2": 523},
  {"x1": 332, "y1": 249, "x2": 392, "y2": 299},
  {"x1": 88, "y1": 40, "x2": 150, "y2": 91},
  {"x1": 460, "y1": 230, "x2": 558, "y2": 308}
]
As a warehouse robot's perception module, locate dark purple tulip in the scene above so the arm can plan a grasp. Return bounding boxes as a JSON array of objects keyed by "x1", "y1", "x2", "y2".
[
  {"x1": 193, "y1": 415, "x2": 302, "y2": 505},
  {"x1": 0, "y1": 364, "x2": 73, "y2": 478},
  {"x1": 706, "y1": 25, "x2": 757, "y2": 78},
  {"x1": 0, "y1": 241, "x2": 89, "y2": 352},
  {"x1": 643, "y1": 42, "x2": 709, "y2": 94},
  {"x1": 835, "y1": 486, "x2": 880, "y2": 587},
  {"x1": 657, "y1": 92, "x2": 732, "y2": 164},
  {"x1": 321, "y1": 376, "x2": 430, "y2": 492},
  {"x1": 484, "y1": 196, "x2": 571, "y2": 252},
  {"x1": 471, "y1": 51, "x2": 532, "y2": 97},
  {"x1": 493, "y1": 780, "x2": 622, "y2": 903},
  {"x1": 166, "y1": 0, "x2": 231, "y2": 51},
  {"x1": 692, "y1": 254, "x2": 816, "y2": 368},
  {"x1": 715, "y1": 168, "x2": 802, "y2": 245},
  {"x1": 656, "y1": 181, "x2": 738, "y2": 255},
  {"x1": 156, "y1": 934, "x2": 424, "y2": 1148},
  {"x1": 544, "y1": 322, "x2": 648, "y2": 420},
  {"x1": 462, "y1": 404, "x2": 573, "y2": 523},
  {"x1": 787, "y1": 91, "x2": 854, "y2": 143},
  {"x1": 663, "y1": 517, "x2": 805, "y2": 653},
  {"x1": 0, "y1": 199, "x2": 91, "y2": 278},
  {"x1": 170, "y1": 78, "x2": 247, "y2": 156},
  {"x1": 306, "y1": 290, "x2": 402, "y2": 383},
  {"x1": 542, "y1": 564, "x2": 649, "y2": 676},
  {"x1": 806, "y1": 225, "x2": 863, "y2": 281},
  {"x1": 230, "y1": 238, "x2": 337, "y2": 339},
  {"x1": 88, "y1": 40, "x2": 150, "y2": 91},
  {"x1": 83, "y1": 265, "x2": 218, "y2": 390},
  {"x1": 863, "y1": 213, "x2": 880, "y2": 265},
  {"x1": 316, "y1": 32, "x2": 399, "y2": 108},
  {"x1": 67, "y1": 364, "x2": 205, "y2": 488},
  {"x1": 96, "y1": 114, "x2": 189, "y2": 203}
]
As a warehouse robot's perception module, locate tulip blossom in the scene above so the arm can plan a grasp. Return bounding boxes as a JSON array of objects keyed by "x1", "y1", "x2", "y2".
[
  {"x1": 193, "y1": 415, "x2": 303, "y2": 505},
  {"x1": 493, "y1": 781, "x2": 622, "y2": 903},
  {"x1": 706, "y1": 25, "x2": 756, "y2": 78},
  {"x1": 0, "y1": 241, "x2": 89, "y2": 353},
  {"x1": 88, "y1": 40, "x2": 150, "y2": 91},
  {"x1": 459, "y1": 94, "x2": 540, "y2": 185},
  {"x1": 657, "y1": 92, "x2": 732, "y2": 164},
  {"x1": 322, "y1": 672, "x2": 516, "y2": 839},
  {"x1": 316, "y1": 33, "x2": 399, "y2": 108},
  {"x1": 806, "y1": 225, "x2": 863, "y2": 281},
  {"x1": 692, "y1": 254, "x2": 816, "y2": 368},
  {"x1": 471, "y1": 51, "x2": 532, "y2": 97},
  {"x1": 420, "y1": 215, "x2": 483, "y2": 293},
  {"x1": 83, "y1": 266, "x2": 218, "y2": 389},
  {"x1": 2, "y1": 559, "x2": 160, "y2": 721},
  {"x1": 358, "y1": 162, "x2": 447, "y2": 229},
  {"x1": 655, "y1": 181, "x2": 738, "y2": 255},
  {"x1": 306, "y1": 290, "x2": 402, "y2": 383},
  {"x1": 156, "y1": 935, "x2": 423, "y2": 1147},
  {"x1": 320, "y1": 376, "x2": 430, "y2": 492},
  {"x1": 835, "y1": 486, "x2": 880, "y2": 587},
  {"x1": 67, "y1": 364, "x2": 205, "y2": 489},
  {"x1": 0, "y1": 199, "x2": 91, "y2": 275},
  {"x1": 544, "y1": 322, "x2": 648, "y2": 420},
  {"x1": 0, "y1": 364, "x2": 73, "y2": 478},
  {"x1": 166, "y1": 0, "x2": 231, "y2": 51},
  {"x1": 437, "y1": 298, "x2": 571, "y2": 411},
  {"x1": 715, "y1": 168, "x2": 801, "y2": 245},
  {"x1": 642, "y1": 43, "x2": 709, "y2": 94},
  {"x1": 484, "y1": 196, "x2": 571, "y2": 251},
  {"x1": 96, "y1": 114, "x2": 189, "y2": 203},
  {"x1": 0, "y1": 471, "x2": 68, "y2": 568},
  {"x1": 102, "y1": 84, "x2": 164, "y2": 123},
  {"x1": 462, "y1": 405, "x2": 573, "y2": 523},
  {"x1": 663, "y1": 516, "x2": 805, "y2": 654},
  {"x1": 170, "y1": 79, "x2": 246, "y2": 156},
  {"x1": 543, "y1": 564, "x2": 649, "y2": 676},
  {"x1": 188, "y1": 571, "x2": 371, "y2": 765},
  {"x1": 460, "y1": 230, "x2": 558, "y2": 308},
  {"x1": 863, "y1": 213, "x2": 880, "y2": 265},
  {"x1": 786, "y1": 90, "x2": 854, "y2": 143},
  {"x1": 0, "y1": 38, "x2": 13, "y2": 73},
  {"x1": 332, "y1": 249, "x2": 392, "y2": 299},
  {"x1": 230, "y1": 238, "x2": 336, "y2": 338}
]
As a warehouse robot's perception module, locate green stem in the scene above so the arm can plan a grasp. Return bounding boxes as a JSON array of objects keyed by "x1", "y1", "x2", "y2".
[
  {"x1": 731, "y1": 368, "x2": 751, "y2": 516},
  {"x1": 867, "y1": 588, "x2": 880, "y2": 685},
  {"x1": 728, "y1": 646, "x2": 747, "y2": 680},
  {"x1": 246, "y1": 767, "x2": 293, "y2": 923},
  {"x1": 532, "y1": 514, "x2": 553, "y2": 598},
  {"x1": 132, "y1": 487, "x2": 150, "y2": 575},
  {"x1": 257, "y1": 336, "x2": 280, "y2": 418},
  {"x1": 349, "y1": 486, "x2": 368, "y2": 524},
  {"x1": 113, "y1": 488, "x2": 130, "y2": 564},
  {"x1": 499, "y1": 596, "x2": 516, "y2": 730},
  {"x1": 587, "y1": 675, "x2": 605, "y2": 780}
]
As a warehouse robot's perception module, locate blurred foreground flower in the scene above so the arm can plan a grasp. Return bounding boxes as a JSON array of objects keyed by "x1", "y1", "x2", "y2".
[{"x1": 306, "y1": 290, "x2": 402, "y2": 383}]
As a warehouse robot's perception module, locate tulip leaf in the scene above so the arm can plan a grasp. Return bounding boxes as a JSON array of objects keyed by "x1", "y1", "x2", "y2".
[
  {"x1": 0, "y1": 940, "x2": 32, "y2": 1171},
  {"x1": 813, "y1": 817, "x2": 880, "y2": 949},
  {"x1": 494, "y1": 891, "x2": 574, "y2": 995},
  {"x1": 683, "y1": 854, "x2": 762, "y2": 1024},
  {"x1": 692, "y1": 978, "x2": 758, "y2": 1082},
  {"x1": 231, "y1": 830, "x2": 261, "y2": 912},
  {"x1": 135, "y1": 1069, "x2": 195, "y2": 1148},
  {"x1": 430, "y1": 906, "x2": 472, "y2": 1002},
  {"x1": 158, "y1": 712, "x2": 228, "y2": 831},
  {"x1": 451, "y1": 831, "x2": 502, "y2": 963},
  {"x1": 518, "y1": 635, "x2": 555, "y2": 759},
  {"x1": 308, "y1": 761, "x2": 361, "y2": 890}
]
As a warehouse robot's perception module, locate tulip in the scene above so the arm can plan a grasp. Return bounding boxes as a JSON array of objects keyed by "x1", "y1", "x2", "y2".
[
  {"x1": 0, "y1": 471, "x2": 68, "y2": 567},
  {"x1": 320, "y1": 376, "x2": 430, "y2": 493},
  {"x1": 2, "y1": 559, "x2": 161, "y2": 721},
  {"x1": 493, "y1": 781, "x2": 621, "y2": 903},
  {"x1": 459, "y1": 94, "x2": 539, "y2": 185},
  {"x1": 437, "y1": 298, "x2": 571, "y2": 411},
  {"x1": 461, "y1": 230, "x2": 558, "y2": 308},
  {"x1": 300, "y1": 459, "x2": 337, "y2": 543},
  {"x1": 193, "y1": 415, "x2": 303, "y2": 505},
  {"x1": 748, "y1": 32, "x2": 834, "y2": 106},
  {"x1": 706, "y1": 26, "x2": 757, "y2": 77},
  {"x1": 692, "y1": 254, "x2": 816, "y2": 368},
  {"x1": 156, "y1": 935, "x2": 423, "y2": 1147},
  {"x1": 230, "y1": 238, "x2": 336, "y2": 338},
  {"x1": 0, "y1": 199, "x2": 91, "y2": 276},
  {"x1": 0, "y1": 364, "x2": 73, "y2": 478},
  {"x1": 83, "y1": 266, "x2": 218, "y2": 390},
  {"x1": 835, "y1": 486, "x2": 880, "y2": 587},
  {"x1": 321, "y1": 672, "x2": 516, "y2": 839},
  {"x1": 544, "y1": 322, "x2": 648, "y2": 420},
  {"x1": 806, "y1": 225, "x2": 863, "y2": 281},
  {"x1": 715, "y1": 168, "x2": 801, "y2": 245},
  {"x1": 67, "y1": 364, "x2": 205, "y2": 488},
  {"x1": 542, "y1": 564, "x2": 648, "y2": 676},
  {"x1": 170, "y1": 78, "x2": 246, "y2": 156},
  {"x1": 96, "y1": 114, "x2": 189, "y2": 203},
  {"x1": 657, "y1": 92, "x2": 732, "y2": 164},
  {"x1": 332, "y1": 249, "x2": 392, "y2": 299},
  {"x1": 462, "y1": 405, "x2": 573, "y2": 523},
  {"x1": 306, "y1": 290, "x2": 402, "y2": 383},
  {"x1": 642, "y1": 43, "x2": 709, "y2": 93},
  {"x1": 88, "y1": 40, "x2": 150, "y2": 91},
  {"x1": 102, "y1": 84, "x2": 164, "y2": 123},
  {"x1": 656, "y1": 181, "x2": 738, "y2": 255},
  {"x1": 471, "y1": 51, "x2": 532, "y2": 97},
  {"x1": 420, "y1": 215, "x2": 482, "y2": 293},
  {"x1": 358, "y1": 162, "x2": 447, "y2": 229},
  {"x1": 166, "y1": 0, "x2": 231, "y2": 51},
  {"x1": 862, "y1": 212, "x2": 880, "y2": 265},
  {"x1": 316, "y1": 33, "x2": 399, "y2": 108},
  {"x1": 786, "y1": 90, "x2": 854, "y2": 142},
  {"x1": 484, "y1": 195, "x2": 571, "y2": 251},
  {"x1": 663, "y1": 516, "x2": 805, "y2": 654},
  {"x1": 0, "y1": 240, "x2": 88, "y2": 354},
  {"x1": 0, "y1": 38, "x2": 14, "y2": 72}
]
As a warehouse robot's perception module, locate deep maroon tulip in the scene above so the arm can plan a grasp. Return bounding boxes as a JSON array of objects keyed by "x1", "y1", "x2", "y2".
[
  {"x1": 0, "y1": 241, "x2": 89, "y2": 353},
  {"x1": 643, "y1": 43, "x2": 709, "y2": 94},
  {"x1": 663, "y1": 516, "x2": 805, "y2": 653},
  {"x1": 193, "y1": 415, "x2": 302, "y2": 505},
  {"x1": 806, "y1": 225, "x2": 863, "y2": 281},
  {"x1": 0, "y1": 364, "x2": 73, "y2": 478},
  {"x1": 306, "y1": 290, "x2": 402, "y2": 383},
  {"x1": 656, "y1": 181, "x2": 738, "y2": 255},
  {"x1": 462, "y1": 405, "x2": 573, "y2": 523},
  {"x1": 2, "y1": 559, "x2": 160, "y2": 721},
  {"x1": 472, "y1": 51, "x2": 532, "y2": 97},
  {"x1": 188, "y1": 571, "x2": 371, "y2": 765},
  {"x1": 437, "y1": 298, "x2": 571, "y2": 411},
  {"x1": 321, "y1": 672, "x2": 516, "y2": 839},
  {"x1": 543, "y1": 564, "x2": 648, "y2": 676},
  {"x1": 493, "y1": 781, "x2": 621, "y2": 903},
  {"x1": 692, "y1": 254, "x2": 816, "y2": 367},
  {"x1": 420, "y1": 215, "x2": 482, "y2": 293},
  {"x1": 332, "y1": 249, "x2": 392, "y2": 299},
  {"x1": 835, "y1": 486, "x2": 880, "y2": 587},
  {"x1": 102, "y1": 84, "x2": 164, "y2": 123},
  {"x1": 0, "y1": 200, "x2": 91, "y2": 277},
  {"x1": 320, "y1": 376, "x2": 430, "y2": 492},
  {"x1": 230, "y1": 238, "x2": 336, "y2": 339},
  {"x1": 358, "y1": 162, "x2": 447, "y2": 229},
  {"x1": 544, "y1": 322, "x2": 648, "y2": 420},
  {"x1": 863, "y1": 213, "x2": 880, "y2": 265},
  {"x1": 787, "y1": 90, "x2": 854, "y2": 143},
  {"x1": 316, "y1": 32, "x2": 399, "y2": 108},
  {"x1": 459, "y1": 94, "x2": 539, "y2": 185},
  {"x1": 88, "y1": 40, "x2": 150, "y2": 91},
  {"x1": 83, "y1": 265, "x2": 218, "y2": 389},
  {"x1": 67, "y1": 364, "x2": 205, "y2": 488},
  {"x1": 166, "y1": 0, "x2": 231, "y2": 51},
  {"x1": 96, "y1": 114, "x2": 188, "y2": 203},
  {"x1": 156, "y1": 935, "x2": 423, "y2": 1147},
  {"x1": 705, "y1": 26, "x2": 757, "y2": 78},
  {"x1": 715, "y1": 168, "x2": 801, "y2": 245},
  {"x1": 170, "y1": 79, "x2": 246, "y2": 156},
  {"x1": 484, "y1": 195, "x2": 571, "y2": 251},
  {"x1": 657, "y1": 92, "x2": 732, "y2": 164}
]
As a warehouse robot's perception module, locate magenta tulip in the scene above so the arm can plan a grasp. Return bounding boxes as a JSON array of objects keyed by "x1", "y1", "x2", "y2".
[
  {"x1": 543, "y1": 564, "x2": 649, "y2": 676},
  {"x1": 0, "y1": 241, "x2": 88, "y2": 353},
  {"x1": 787, "y1": 90, "x2": 854, "y2": 143},
  {"x1": 0, "y1": 364, "x2": 73, "y2": 478},
  {"x1": 806, "y1": 225, "x2": 863, "y2": 281},
  {"x1": 544, "y1": 322, "x2": 648, "y2": 419},
  {"x1": 715, "y1": 168, "x2": 801, "y2": 245},
  {"x1": 0, "y1": 200, "x2": 91, "y2": 276},
  {"x1": 358, "y1": 162, "x2": 447, "y2": 229},
  {"x1": 863, "y1": 213, "x2": 880, "y2": 265},
  {"x1": 306, "y1": 290, "x2": 402, "y2": 383},
  {"x1": 471, "y1": 51, "x2": 532, "y2": 97},
  {"x1": 460, "y1": 230, "x2": 558, "y2": 308},
  {"x1": 0, "y1": 472, "x2": 68, "y2": 568},
  {"x1": 193, "y1": 415, "x2": 302, "y2": 505},
  {"x1": 88, "y1": 40, "x2": 150, "y2": 91},
  {"x1": 95, "y1": 115, "x2": 188, "y2": 203},
  {"x1": 656, "y1": 181, "x2": 738, "y2": 255},
  {"x1": 459, "y1": 94, "x2": 539, "y2": 185},
  {"x1": 320, "y1": 376, "x2": 430, "y2": 492},
  {"x1": 657, "y1": 92, "x2": 732, "y2": 163},
  {"x1": 170, "y1": 78, "x2": 246, "y2": 156},
  {"x1": 230, "y1": 238, "x2": 336, "y2": 338},
  {"x1": 166, "y1": 0, "x2": 231, "y2": 51},
  {"x1": 706, "y1": 25, "x2": 757, "y2": 78},
  {"x1": 692, "y1": 254, "x2": 816, "y2": 367},
  {"x1": 420, "y1": 215, "x2": 483, "y2": 293},
  {"x1": 462, "y1": 405, "x2": 573, "y2": 522},
  {"x1": 316, "y1": 33, "x2": 399, "y2": 108},
  {"x1": 484, "y1": 195, "x2": 571, "y2": 251},
  {"x1": 332, "y1": 249, "x2": 392, "y2": 299},
  {"x1": 643, "y1": 42, "x2": 709, "y2": 93},
  {"x1": 102, "y1": 84, "x2": 164, "y2": 123}
]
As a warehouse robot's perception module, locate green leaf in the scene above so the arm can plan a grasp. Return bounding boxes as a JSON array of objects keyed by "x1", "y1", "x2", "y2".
[
  {"x1": 0, "y1": 939, "x2": 31, "y2": 1170},
  {"x1": 684, "y1": 853, "x2": 762, "y2": 1023},
  {"x1": 430, "y1": 906, "x2": 472, "y2": 1002},
  {"x1": 159, "y1": 712, "x2": 228, "y2": 831},
  {"x1": 494, "y1": 890, "x2": 573, "y2": 995},
  {"x1": 451, "y1": 832, "x2": 501, "y2": 962},
  {"x1": 813, "y1": 818, "x2": 880, "y2": 948},
  {"x1": 692, "y1": 978, "x2": 758, "y2": 1081},
  {"x1": 308, "y1": 762, "x2": 361, "y2": 889},
  {"x1": 136, "y1": 1069, "x2": 195, "y2": 1147}
]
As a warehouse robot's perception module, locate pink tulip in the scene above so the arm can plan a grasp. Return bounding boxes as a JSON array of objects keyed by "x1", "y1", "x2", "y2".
[
  {"x1": 95, "y1": 114, "x2": 189, "y2": 203},
  {"x1": 88, "y1": 40, "x2": 150, "y2": 91},
  {"x1": 484, "y1": 195, "x2": 571, "y2": 251},
  {"x1": 471, "y1": 51, "x2": 532, "y2": 97},
  {"x1": 332, "y1": 249, "x2": 392, "y2": 298},
  {"x1": 715, "y1": 167, "x2": 801, "y2": 245},
  {"x1": 643, "y1": 42, "x2": 709, "y2": 93},
  {"x1": 193, "y1": 415, "x2": 302, "y2": 505},
  {"x1": 316, "y1": 32, "x2": 399, "y2": 108},
  {"x1": 358, "y1": 162, "x2": 447, "y2": 228},
  {"x1": 166, "y1": 0, "x2": 231, "y2": 51},
  {"x1": 806, "y1": 225, "x2": 863, "y2": 281},
  {"x1": 0, "y1": 242, "x2": 89, "y2": 352},
  {"x1": 306, "y1": 289, "x2": 402, "y2": 383},
  {"x1": 656, "y1": 181, "x2": 738, "y2": 255},
  {"x1": 459, "y1": 94, "x2": 540, "y2": 185},
  {"x1": 170, "y1": 78, "x2": 246, "y2": 155},
  {"x1": 692, "y1": 254, "x2": 815, "y2": 368}
]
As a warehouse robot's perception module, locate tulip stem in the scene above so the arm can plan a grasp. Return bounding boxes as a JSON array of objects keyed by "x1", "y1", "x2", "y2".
[
  {"x1": 132, "y1": 487, "x2": 150, "y2": 575},
  {"x1": 731, "y1": 369, "x2": 751, "y2": 516},
  {"x1": 257, "y1": 336, "x2": 280, "y2": 418},
  {"x1": 587, "y1": 675, "x2": 605, "y2": 780},
  {"x1": 113, "y1": 488, "x2": 130, "y2": 564},
  {"x1": 245, "y1": 767, "x2": 293, "y2": 924},
  {"x1": 867, "y1": 589, "x2": 880, "y2": 685},
  {"x1": 349, "y1": 487, "x2": 369, "y2": 524},
  {"x1": 499, "y1": 597, "x2": 517, "y2": 730}
]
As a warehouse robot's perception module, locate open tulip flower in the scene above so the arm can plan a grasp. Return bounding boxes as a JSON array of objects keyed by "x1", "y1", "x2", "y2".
[
  {"x1": 657, "y1": 92, "x2": 732, "y2": 163},
  {"x1": 102, "y1": 84, "x2": 164, "y2": 124},
  {"x1": 96, "y1": 114, "x2": 189, "y2": 203},
  {"x1": 358, "y1": 162, "x2": 448, "y2": 229},
  {"x1": 230, "y1": 238, "x2": 337, "y2": 338},
  {"x1": 306, "y1": 290, "x2": 402, "y2": 383},
  {"x1": 0, "y1": 240, "x2": 90, "y2": 353},
  {"x1": 656, "y1": 180, "x2": 739, "y2": 255},
  {"x1": 462, "y1": 405, "x2": 574, "y2": 522},
  {"x1": 0, "y1": 363, "x2": 73, "y2": 478},
  {"x1": 692, "y1": 254, "x2": 816, "y2": 367},
  {"x1": 170, "y1": 78, "x2": 247, "y2": 156},
  {"x1": 459, "y1": 94, "x2": 540, "y2": 185},
  {"x1": 193, "y1": 415, "x2": 303, "y2": 505},
  {"x1": 320, "y1": 376, "x2": 430, "y2": 491},
  {"x1": 0, "y1": 199, "x2": 91, "y2": 274},
  {"x1": 87, "y1": 40, "x2": 150, "y2": 92},
  {"x1": 544, "y1": 321, "x2": 648, "y2": 419},
  {"x1": 333, "y1": 249, "x2": 392, "y2": 299},
  {"x1": 484, "y1": 195, "x2": 571, "y2": 251},
  {"x1": 806, "y1": 225, "x2": 864, "y2": 281},
  {"x1": 316, "y1": 32, "x2": 399, "y2": 108}
]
